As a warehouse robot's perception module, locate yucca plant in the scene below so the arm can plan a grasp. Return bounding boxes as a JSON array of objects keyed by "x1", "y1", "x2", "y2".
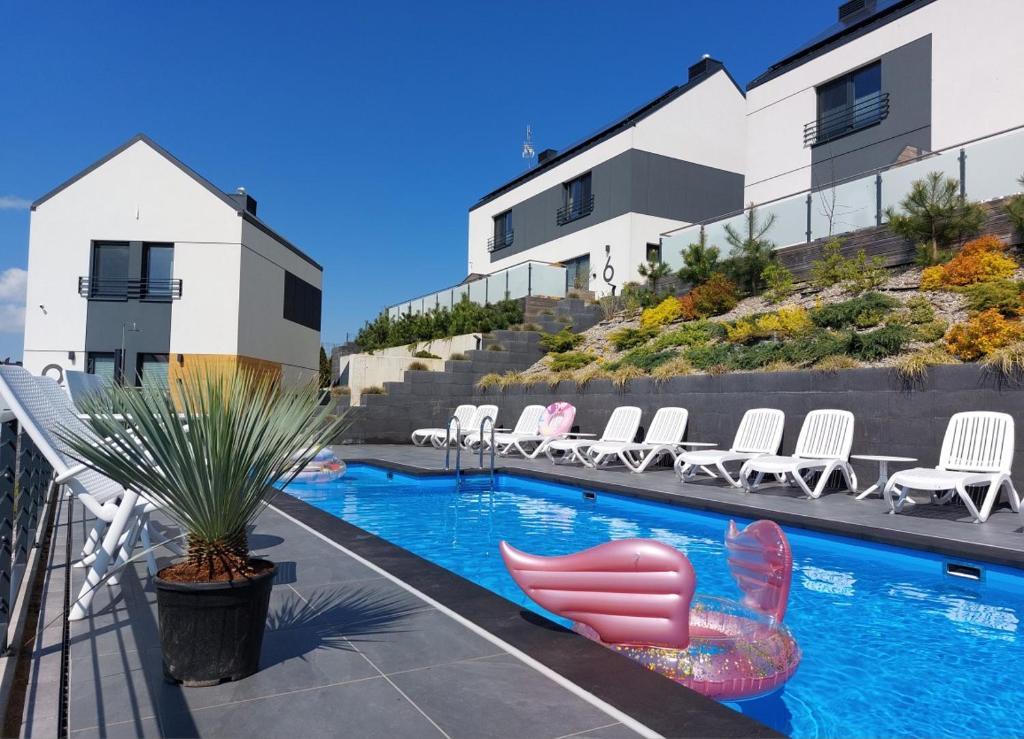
[{"x1": 58, "y1": 367, "x2": 350, "y2": 581}]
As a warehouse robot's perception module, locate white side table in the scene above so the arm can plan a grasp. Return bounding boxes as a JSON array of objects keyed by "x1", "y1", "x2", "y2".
[{"x1": 851, "y1": 454, "x2": 917, "y2": 500}]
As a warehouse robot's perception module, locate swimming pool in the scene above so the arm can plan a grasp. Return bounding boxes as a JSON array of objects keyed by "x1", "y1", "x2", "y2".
[{"x1": 285, "y1": 464, "x2": 1024, "y2": 738}]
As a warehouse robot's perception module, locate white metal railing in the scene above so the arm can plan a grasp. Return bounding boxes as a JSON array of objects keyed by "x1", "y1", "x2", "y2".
[
  {"x1": 661, "y1": 124, "x2": 1024, "y2": 267},
  {"x1": 386, "y1": 260, "x2": 567, "y2": 320}
]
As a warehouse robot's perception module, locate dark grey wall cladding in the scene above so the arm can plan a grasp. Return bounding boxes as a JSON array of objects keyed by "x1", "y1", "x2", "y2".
[
  {"x1": 490, "y1": 150, "x2": 744, "y2": 262},
  {"x1": 339, "y1": 364, "x2": 1024, "y2": 484},
  {"x1": 810, "y1": 35, "x2": 932, "y2": 188}
]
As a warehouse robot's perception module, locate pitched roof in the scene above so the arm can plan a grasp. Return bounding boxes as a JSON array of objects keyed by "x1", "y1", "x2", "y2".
[
  {"x1": 32, "y1": 133, "x2": 322, "y2": 271},
  {"x1": 747, "y1": 0, "x2": 938, "y2": 90},
  {"x1": 469, "y1": 63, "x2": 742, "y2": 211}
]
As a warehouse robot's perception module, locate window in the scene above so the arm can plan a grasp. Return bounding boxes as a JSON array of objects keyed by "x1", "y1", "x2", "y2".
[
  {"x1": 564, "y1": 254, "x2": 591, "y2": 291},
  {"x1": 646, "y1": 244, "x2": 662, "y2": 263},
  {"x1": 87, "y1": 352, "x2": 117, "y2": 384},
  {"x1": 283, "y1": 271, "x2": 322, "y2": 331},
  {"x1": 90, "y1": 242, "x2": 130, "y2": 298},
  {"x1": 811, "y1": 61, "x2": 886, "y2": 145},
  {"x1": 143, "y1": 243, "x2": 174, "y2": 299},
  {"x1": 135, "y1": 353, "x2": 170, "y2": 391},
  {"x1": 557, "y1": 173, "x2": 593, "y2": 225},
  {"x1": 490, "y1": 211, "x2": 513, "y2": 250}
]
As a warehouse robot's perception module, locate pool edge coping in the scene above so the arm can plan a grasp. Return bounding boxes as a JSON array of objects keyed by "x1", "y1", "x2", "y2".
[{"x1": 269, "y1": 490, "x2": 783, "y2": 739}]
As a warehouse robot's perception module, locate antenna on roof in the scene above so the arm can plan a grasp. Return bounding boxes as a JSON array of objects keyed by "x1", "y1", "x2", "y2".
[
  {"x1": 236, "y1": 187, "x2": 246, "y2": 195},
  {"x1": 522, "y1": 125, "x2": 535, "y2": 169}
]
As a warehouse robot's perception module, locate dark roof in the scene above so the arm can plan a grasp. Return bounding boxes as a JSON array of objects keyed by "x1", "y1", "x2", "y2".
[
  {"x1": 470, "y1": 62, "x2": 743, "y2": 211},
  {"x1": 32, "y1": 133, "x2": 322, "y2": 271},
  {"x1": 747, "y1": 0, "x2": 938, "y2": 90}
]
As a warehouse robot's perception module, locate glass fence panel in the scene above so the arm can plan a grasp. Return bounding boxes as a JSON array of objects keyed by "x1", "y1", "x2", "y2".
[
  {"x1": 452, "y1": 284, "x2": 469, "y2": 306},
  {"x1": 661, "y1": 227, "x2": 700, "y2": 270},
  {"x1": 810, "y1": 175, "x2": 877, "y2": 239},
  {"x1": 506, "y1": 263, "x2": 530, "y2": 298},
  {"x1": 468, "y1": 279, "x2": 488, "y2": 305},
  {"x1": 881, "y1": 148, "x2": 960, "y2": 215},
  {"x1": 530, "y1": 263, "x2": 568, "y2": 298},
  {"x1": 965, "y1": 129, "x2": 1024, "y2": 203},
  {"x1": 704, "y1": 212, "x2": 746, "y2": 258},
  {"x1": 765, "y1": 195, "x2": 809, "y2": 248}
]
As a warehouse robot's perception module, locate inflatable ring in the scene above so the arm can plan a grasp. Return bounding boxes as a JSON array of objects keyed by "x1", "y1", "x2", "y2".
[{"x1": 538, "y1": 402, "x2": 575, "y2": 437}]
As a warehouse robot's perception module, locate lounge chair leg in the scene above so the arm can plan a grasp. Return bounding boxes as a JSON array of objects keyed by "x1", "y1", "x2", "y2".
[
  {"x1": 76, "y1": 519, "x2": 107, "y2": 567},
  {"x1": 139, "y1": 517, "x2": 159, "y2": 576},
  {"x1": 715, "y1": 461, "x2": 742, "y2": 488},
  {"x1": 69, "y1": 491, "x2": 140, "y2": 621}
]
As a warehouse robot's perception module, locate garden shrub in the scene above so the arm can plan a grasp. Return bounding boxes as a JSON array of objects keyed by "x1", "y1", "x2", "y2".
[
  {"x1": 904, "y1": 296, "x2": 936, "y2": 324},
  {"x1": 847, "y1": 324, "x2": 912, "y2": 361},
  {"x1": 449, "y1": 352, "x2": 468, "y2": 361},
  {"x1": 651, "y1": 357, "x2": 694, "y2": 379},
  {"x1": 894, "y1": 346, "x2": 957, "y2": 383},
  {"x1": 920, "y1": 235, "x2": 1017, "y2": 288},
  {"x1": 608, "y1": 326, "x2": 657, "y2": 351},
  {"x1": 547, "y1": 351, "x2": 596, "y2": 372},
  {"x1": 539, "y1": 329, "x2": 583, "y2": 353},
  {"x1": 781, "y1": 330, "x2": 850, "y2": 365},
  {"x1": 813, "y1": 355, "x2": 861, "y2": 373},
  {"x1": 840, "y1": 249, "x2": 889, "y2": 294},
  {"x1": 913, "y1": 319, "x2": 949, "y2": 343},
  {"x1": 684, "y1": 343, "x2": 736, "y2": 371},
  {"x1": 606, "y1": 348, "x2": 678, "y2": 373},
  {"x1": 730, "y1": 341, "x2": 787, "y2": 371},
  {"x1": 649, "y1": 320, "x2": 724, "y2": 350},
  {"x1": 362, "y1": 385, "x2": 386, "y2": 395},
  {"x1": 621, "y1": 282, "x2": 658, "y2": 311},
  {"x1": 810, "y1": 292, "x2": 899, "y2": 329},
  {"x1": 958, "y1": 279, "x2": 1023, "y2": 317},
  {"x1": 761, "y1": 263, "x2": 795, "y2": 303},
  {"x1": 725, "y1": 319, "x2": 757, "y2": 344},
  {"x1": 982, "y1": 341, "x2": 1024, "y2": 381},
  {"x1": 407, "y1": 361, "x2": 430, "y2": 371},
  {"x1": 810, "y1": 239, "x2": 846, "y2": 289},
  {"x1": 412, "y1": 349, "x2": 440, "y2": 359},
  {"x1": 756, "y1": 306, "x2": 813, "y2": 338},
  {"x1": 640, "y1": 296, "x2": 684, "y2": 329},
  {"x1": 355, "y1": 297, "x2": 523, "y2": 351},
  {"x1": 688, "y1": 273, "x2": 739, "y2": 317},
  {"x1": 945, "y1": 309, "x2": 1024, "y2": 361}
]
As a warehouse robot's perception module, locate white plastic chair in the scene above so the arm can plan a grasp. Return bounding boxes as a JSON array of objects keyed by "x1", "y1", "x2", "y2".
[
  {"x1": 411, "y1": 404, "x2": 475, "y2": 447},
  {"x1": 0, "y1": 367, "x2": 157, "y2": 621},
  {"x1": 676, "y1": 409, "x2": 785, "y2": 487},
  {"x1": 544, "y1": 407, "x2": 642, "y2": 465},
  {"x1": 883, "y1": 412, "x2": 1019, "y2": 522},
  {"x1": 739, "y1": 409, "x2": 857, "y2": 498},
  {"x1": 464, "y1": 405, "x2": 545, "y2": 454},
  {"x1": 592, "y1": 407, "x2": 689, "y2": 472}
]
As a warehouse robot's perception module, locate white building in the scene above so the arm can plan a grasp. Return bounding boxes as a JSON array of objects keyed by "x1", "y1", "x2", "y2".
[
  {"x1": 466, "y1": 57, "x2": 746, "y2": 298},
  {"x1": 745, "y1": 0, "x2": 1024, "y2": 204},
  {"x1": 23, "y1": 134, "x2": 323, "y2": 386}
]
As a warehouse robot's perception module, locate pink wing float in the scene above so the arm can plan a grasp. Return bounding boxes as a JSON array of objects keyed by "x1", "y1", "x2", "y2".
[
  {"x1": 538, "y1": 402, "x2": 576, "y2": 438},
  {"x1": 500, "y1": 520, "x2": 801, "y2": 701}
]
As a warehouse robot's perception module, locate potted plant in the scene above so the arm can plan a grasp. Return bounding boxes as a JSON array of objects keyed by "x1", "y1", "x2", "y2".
[{"x1": 60, "y1": 368, "x2": 348, "y2": 686}]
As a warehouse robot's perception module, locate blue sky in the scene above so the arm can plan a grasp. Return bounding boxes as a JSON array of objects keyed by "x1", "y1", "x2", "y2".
[{"x1": 0, "y1": 1, "x2": 836, "y2": 360}]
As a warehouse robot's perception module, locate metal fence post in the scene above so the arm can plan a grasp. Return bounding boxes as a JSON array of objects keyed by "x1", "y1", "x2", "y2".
[
  {"x1": 875, "y1": 173, "x2": 883, "y2": 226},
  {"x1": 805, "y1": 194, "x2": 813, "y2": 242},
  {"x1": 527, "y1": 263, "x2": 532, "y2": 296},
  {"x1": 959, "y1": 148, "x2": 967, "y2": 197}
]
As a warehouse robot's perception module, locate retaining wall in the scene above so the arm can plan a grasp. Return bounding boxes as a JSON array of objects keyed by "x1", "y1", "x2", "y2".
[{"x1": 339, "y1": 364, "x2": 1024, "y2": 484}]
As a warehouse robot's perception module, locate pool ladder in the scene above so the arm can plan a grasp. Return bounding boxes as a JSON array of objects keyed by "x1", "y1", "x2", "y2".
[{"x1": 444, "y1": 414, "x2": 496, "y2": 488}]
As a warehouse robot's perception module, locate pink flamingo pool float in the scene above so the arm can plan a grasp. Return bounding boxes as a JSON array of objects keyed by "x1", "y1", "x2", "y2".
[{"x1": 500, "y1": 519, "x2": 800, "y2": 701}]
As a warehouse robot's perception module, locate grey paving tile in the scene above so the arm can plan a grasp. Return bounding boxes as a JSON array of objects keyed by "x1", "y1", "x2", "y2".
[
  {"x1": 272, "y1": 553, "x2": 383, "y2": 588},
  {"x1": 388, "y1": 654, "x2": 613, "y2": 739},
  {"x1": 157, "y1": 676, "x2": 443, "y2": 739},
  {"x1": 70, "y1": 715, "x2": 163, "y2": 738},
  {"x1": 560, "y1": 723, "x2": 640, "y2": 738},
  {"x1": 146, "y1": 623, "x2": 379, "y2": 714},
  {"x1": 68, "y1": 666, "x2": 157, "y2": 731},
  {"x1": 270, "y1": 579, "x2": 432, "y2": 634}
]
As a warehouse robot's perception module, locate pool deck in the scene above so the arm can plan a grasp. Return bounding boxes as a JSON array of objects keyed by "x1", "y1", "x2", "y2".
[
  {"x1": 334, "y1": 444, "x2": 1024, "y2": 569},
  {"x1": 17, "y1": 473, "x2": 771, "y2": 739}
]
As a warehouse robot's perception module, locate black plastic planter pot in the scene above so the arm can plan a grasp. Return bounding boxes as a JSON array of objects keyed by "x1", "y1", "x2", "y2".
[{"x1": 155, "y1": 559, "x2": 276, "y2": 687}]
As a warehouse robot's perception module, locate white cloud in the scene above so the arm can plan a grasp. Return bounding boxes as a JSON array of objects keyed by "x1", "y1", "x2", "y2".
[
  {"x1": 0, "y1": 196, "x2": 31, "y2": 210},
  {"x1": 0, "y1": 304, "x2": 25, "y2": 334},
  {"x1": 0, "y1": 268, "x2": 27, "y2": 302}
]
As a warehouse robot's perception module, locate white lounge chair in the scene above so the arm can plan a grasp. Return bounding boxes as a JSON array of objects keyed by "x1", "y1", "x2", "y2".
[
  {"x1": 883, "y1": 412, "x2": 1020, "y2": 522},
  {"x1": 64, "y1": 369, "x2": 109, "y2": 412},
  {"x1": 464, "y1": 405, "x2": 545, "y2": 454},
  {"x1": 411, "y1": 404, "x2": 475, "y2": 447},
  {"x1": 739, "y1": 409, "x2": 857, "y2": 498},
  {"x1": 592, "y1": 407, "x2": 689, "y2": 472},
  {"x1": 457, "y1": 404, "x2": 499, "y2": 448},
  {"x1": 0, "y1": 367, "x2": 157, "y2": 621},
  {"x1": 676, "y1": 408, "x2": 785, "y2": 487},
  {"x1": 544, "y1": 406, "x2": 642, "y2": 465}
]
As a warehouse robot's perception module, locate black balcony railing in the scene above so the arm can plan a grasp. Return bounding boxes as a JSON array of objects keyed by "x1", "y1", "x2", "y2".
[
  {"x1": 78, "y1": 277, "x2": 183, "y2": 300},
  {"x1": 804, "y1": 92, "x2": 890, "y2": 147},
  {"x1": 556, "y1": 193, "x2": 594, "y2": 226},
  {"x1": 487, "y1": 230, "x2": 514, "y2": 252}
]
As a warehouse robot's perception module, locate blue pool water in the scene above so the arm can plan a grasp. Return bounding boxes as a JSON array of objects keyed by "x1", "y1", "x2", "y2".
[{"x1": 285, "y1": 465, "x2": 1024, "y2": 738}]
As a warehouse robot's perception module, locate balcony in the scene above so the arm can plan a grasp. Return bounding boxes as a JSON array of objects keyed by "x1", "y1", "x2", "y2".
[
  {"x1": 78, "y1": 276, "x2": 183, "y2": 301},
  {"x1": 556, "y1": 194, "x2": 594, "y2": 226},
  {"x1": 487, "y1": 230, "x2": 514, "y2": 252},
  {"x1": 804, "y1": 92, "x2": 890, "y2": 147}
]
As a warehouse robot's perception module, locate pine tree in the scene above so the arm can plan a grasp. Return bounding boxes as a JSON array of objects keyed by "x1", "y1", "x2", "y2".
[
  {"x1": 885, "y1": 171, "x2": 985, "y2": 264},
  {"x1": 677, "y1": 230, "x2": 720, "y2": 286}
]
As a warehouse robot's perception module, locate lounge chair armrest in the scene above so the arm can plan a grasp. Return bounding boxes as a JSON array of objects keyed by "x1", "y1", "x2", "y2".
[{"x1": 55, "y1": 463, "x2": 89, "y2": 484}]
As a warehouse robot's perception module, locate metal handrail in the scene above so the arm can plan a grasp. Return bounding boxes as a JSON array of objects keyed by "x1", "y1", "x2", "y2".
[
  {"x1": 556, "y1": 193, "x2": 595, "y2": 225},
  {"x1": 804, "y1": 92, "x2": 890, "y2": 147},
  {"x1": 78, "y1": 276, "x2": 183, "y2": 300},
  {"x1": 487, "y1": 231, "x2": 514, "y2": 252},
  {"x1": 443, "y1": 414, "x2": 462, "y2": 486},
  {"x1": 477, "y1": 415, "x2": 496, "y2": 485}
]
